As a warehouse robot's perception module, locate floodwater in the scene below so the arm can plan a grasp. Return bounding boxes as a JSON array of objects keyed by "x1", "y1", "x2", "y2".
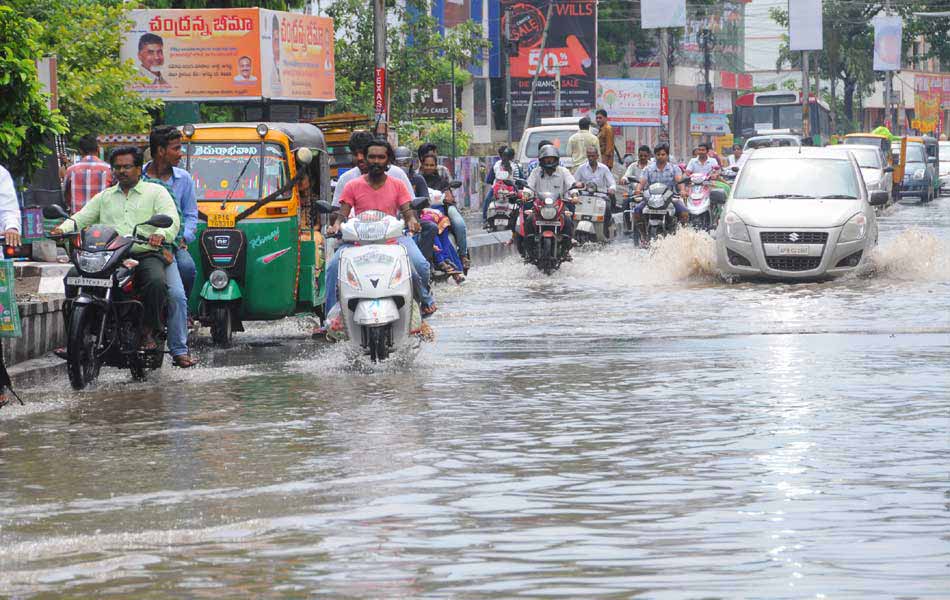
[{"x1": 1, "y1": 198, "x2": 949, "y2": 598}]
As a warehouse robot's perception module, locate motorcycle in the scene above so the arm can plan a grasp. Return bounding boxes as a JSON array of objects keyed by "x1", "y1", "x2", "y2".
[
  {"x1": 43, "y1": 205, "x2": 175, "y2": 390},
  {"x1": 641, "y1": 182, "x2": 679, "y2": 245},
  {"x1": 321, "y1": 202, "x2": 425, "y2": 362},
  {"x1": 422, "y1": 186, "x2": 467, "y2": 283},
  {"x1": 621, "y1": 186, "x2": 643, "y2": 238},
  {"x1": 573, "y1": 182, "x2": 614, "y2": 244},
  {"x1": 686, "y1": 173, "x2": 715, "y2": 231},
  {"x1": 485, "y1": 180, "x2": 520, "y2": 233},
  {"x1": 517, "y1": 182, "x2": 577, "y2": 275}
]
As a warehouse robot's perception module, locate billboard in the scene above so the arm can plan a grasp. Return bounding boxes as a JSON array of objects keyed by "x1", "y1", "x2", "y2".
[
  {"x1": 789, "y1": 0, "x2": 823, "y2": 51},
  {"x1": 596, "y1": 79, "x2": 660, "y2": 127},
  {"x1": 914, "y1": 74, "x2": 943, "y2": 134},
  {"x1": 641, "y1": 0, "x2": 686, "y2": 29},
  {"x1": 503, "y1": 0, "x2": 597, "y2": 136},
  {"x1": 122, "y1": 9, "x2": 333, "y2": 102},
  {"x1": 690, "y1": 113, "x2": 731, "y2": 135},
  {"x1": 872, "y1": 15, "x2": 902, "y2": 72},
  {"x1": 629, "y1": 2, "x2": 745, "y2": 71}
]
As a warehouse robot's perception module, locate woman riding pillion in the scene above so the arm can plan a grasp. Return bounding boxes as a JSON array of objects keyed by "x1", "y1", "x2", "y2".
[
  {"x1": 417, "y1": 144, "x2": 470, "y2": 271},
  {"x1": 325, "y1": 138, "x2": 437, "y2": 323}
]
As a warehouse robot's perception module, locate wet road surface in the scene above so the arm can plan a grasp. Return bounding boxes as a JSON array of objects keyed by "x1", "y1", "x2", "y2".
[{"x1": 1, "y1": 197, "x2": 948, "y2": 598}]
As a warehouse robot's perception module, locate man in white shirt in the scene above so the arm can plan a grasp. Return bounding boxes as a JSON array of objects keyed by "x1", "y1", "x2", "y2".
[
  {"x1": 0, "y1": 165, "x2": 22, "y2": 247},
  {"x1": 574, "y1": 146, "x2": 617, "y2": 193},
  {"x1": 727, "y1": 144, "x2": 748, "y2": 172},
  {"x1": 685, "y1": 142, "x2": 720, "y2": 178}
]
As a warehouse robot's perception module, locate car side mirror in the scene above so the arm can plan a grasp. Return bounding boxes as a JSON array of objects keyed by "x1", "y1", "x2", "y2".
[
  {"x1": 449, "y1": 180, "x2": 463, "y2": 189},
  {"x1": 869, "y1": 191, "x2": 889, "y2": 206},
  {"x1": 145, "y1": 214, "x2": 174, "y2": 228},
  {"x1": 710, "y1": 189, "x2": 728, "y2": 204},
  {"x1": 314, "y1": 201, "x2": 334, "y2": 214},
  {"x1": 43, "y1": 204, "x2": 69, "y2": 220},
  {"x1": 883, "y1": 166, "x2": 894, "y2": 173}
]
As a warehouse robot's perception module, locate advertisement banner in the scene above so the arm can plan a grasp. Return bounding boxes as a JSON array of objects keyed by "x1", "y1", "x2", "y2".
[
  {"x1": 714, "y1": 88, "x2": 733, "y2": 114},
  {"x1": 410, "y1": 84, "x2": 453, "y2": 119},
  {"x1": 913, "y1": 74, "x2": 942, "y2": 134},
  {"x1": 690, "y1": 113, "x2": 731, "y2": 135},
  {"x1": 641, "y1": 0, "x2": 686, "y2": 29},
  {"x1": 259, "y1": 10, "x2": 335, "y2": 101},
  {"x1": 630, "y1": 2, "x2": 745, "y2": 72},
  {"x1": 0, "y1": 261, "x2": 21, "y2": 339},
  {"x1": 596, "y1": 79, "x2": 660, "y2": 127},
  {"x1": 503, "y1": 0, "x2": 597, "y2": 137},
  {"x1": 872, "y1": 15, "x2": 902, "y2": 71},
  {"x1": 122, "y1": 9, "x2": 334, "y2": 101},
  {"x1": 123, "y1": 9, "x2": 263, "y2": 100},
  {"x1": 374, "y1": 67, "x2": 386, "y2": 117},
  {"x1": 789, "y1": 0, "x2": 823, "y2": 51}
]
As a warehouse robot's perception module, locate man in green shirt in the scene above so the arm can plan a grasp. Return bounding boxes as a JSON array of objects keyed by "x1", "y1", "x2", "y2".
[
  {"x1": 567, "y1": 117, "x2": 600, "y2": 173},
  {"x1": 52, "y1": 147, "x2": 180, "y2": 349}
]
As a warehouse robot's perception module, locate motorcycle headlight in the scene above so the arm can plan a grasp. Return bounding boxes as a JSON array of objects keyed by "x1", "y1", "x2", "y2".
[
  {"x1": 913, "y1": 168, "x2": 926, "y2": 180},
  {"x1": 209, "y1": 269, "x2": 229, "y2": 290},
  {"x1": 647, "y1": 195, "x2": 665, "y2": 209},
  {"x1": 839, "y1": 212, "x2": 867, "y2": 243},
  {"x1": 388, "y1": 259, "x2": 407, "y2": 288},
  {"x1": 724, "y1": 212, "x2": 750, "y2": 242},
  {"x1": 77, "y1": 250, "x2": 114, "y2": 274},
  {"x1": 540, "y1": 205, "x2": 557, "y2": 220}
]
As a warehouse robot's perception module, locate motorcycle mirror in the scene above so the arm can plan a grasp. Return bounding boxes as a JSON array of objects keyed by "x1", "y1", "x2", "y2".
[
  {"x1": 43, "y1": 204, "x2": 69, "y2": 220},
  {"x1": 315, "y1": 200, "x2": 334, "y2": 214},
  {"x1": 710, "y1": 189, "x2": 728, "y2": 204},
  {"x1": 145, "y1": 214, "x2": 174, "y2": 228},
  {"x1": 411, "y1": 196, "x2": 429, "y2": 209},
  {"x1": 883, "y1": 166, "x2": 894, "y2": 173},
  {"x1": 295, "y1": 147, "x2": 314, "y2": 165},
  {"x1": 449, "y1": 180, "x2": 463, "y2": 189}
]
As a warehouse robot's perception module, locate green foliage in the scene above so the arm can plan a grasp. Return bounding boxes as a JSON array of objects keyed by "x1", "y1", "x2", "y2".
[
  {"x1": 328, "y1": 0, "x2": 489, "y2": 122},
  {"x1": 0, "y1": 6, "x2": 68, "y2": 180},
  {"x1": 11, "y1": 0, "x2": 160, "y2": 145},
  {"x1": 399, "y1": 115, "x2": 471, "y2": 157}
]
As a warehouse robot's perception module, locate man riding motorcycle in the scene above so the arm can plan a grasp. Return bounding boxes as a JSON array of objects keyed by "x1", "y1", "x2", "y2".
[
  {"x1": 524, "y1": 144, "x2": 581, "y2": 258},
  {"x1": 633, "y1": 143, "x2": 689, "y2": 243},
  {"x1": 574, "y1": 145, "x2": 617, "y2": 225}
]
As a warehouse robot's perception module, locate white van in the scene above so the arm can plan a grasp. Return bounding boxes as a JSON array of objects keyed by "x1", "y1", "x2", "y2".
[{"x1": 516, "y1": 117, "x2": 580, "y2": 173}]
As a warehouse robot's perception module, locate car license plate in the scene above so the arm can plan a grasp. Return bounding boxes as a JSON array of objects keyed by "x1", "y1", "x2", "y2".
[
  {"x1": 776, "y1": 244, "x2": 812, "y2": 255},
  {"x1": 494, "y1": 218, "x2": 509, "y2": 226},
  {"x1": 66, "y1": 276, "x2": 111, "y2": 288},
  {"x1": 207, "y1": 213, "x2": 236, "y2": 228}
]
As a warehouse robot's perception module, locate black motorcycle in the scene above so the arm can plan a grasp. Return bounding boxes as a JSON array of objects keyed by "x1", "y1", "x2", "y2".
[
  {"x1": 44, "y1": 205, "x2": 175, "y2": 390},
  {"x1": 640, "y1": 182, "x2": 680, "y2": 245}
]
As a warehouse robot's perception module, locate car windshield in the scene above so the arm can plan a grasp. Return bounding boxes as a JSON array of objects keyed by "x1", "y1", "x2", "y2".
[
  {"x1": 746, "y1": 137, "x2": 798, "y2": 150},
  {"x1": 189, "y1": 142, "x2": 291, "y2": 201},
  {"x1": 733, "y1": 158, "x2": 860, "y2": 199},
  {"x1": 524, "y1": 131, "x2": 573, "y2": 158},
  {"x1": 904, "y1": 144, "x2": 926, "y2": 164},
  {"x1": 832, "y1": 147, "x2": 881, "y2": 169},
  {"x1": 777, "y1": 105, "x2": 802, "y2": 130}
]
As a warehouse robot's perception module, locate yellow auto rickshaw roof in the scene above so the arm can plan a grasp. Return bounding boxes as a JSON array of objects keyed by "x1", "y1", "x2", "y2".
[{"x1": 186, "y1": 122, "x2": 326, "y2": 150}]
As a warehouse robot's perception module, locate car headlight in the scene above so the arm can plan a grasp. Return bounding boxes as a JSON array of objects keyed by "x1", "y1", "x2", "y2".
[
  {"x1": 209, "y1": 269, "x2": 229, "y2": 290},
  {"x1": 77, "y1": 250, "x2": 114, "y2": 273},
  {"x1": 540, "y1": 205, "x2": 557, "y2": 220},
  {"x1": 724, "y1": 212, "x2": 750, "y2": 242},
  {"x1": 913, "y1": 168, "x2": 926, "y2": 180},
  {"x1": 839, "y1": 213, "x2": 867, "y2": 243}
]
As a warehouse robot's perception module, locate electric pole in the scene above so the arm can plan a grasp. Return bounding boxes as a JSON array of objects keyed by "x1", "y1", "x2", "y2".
[
  {"x1": 802, "y1": 50, "x2": 811, "y2": 141},
  {"x1": 659, "y1": 28, "x2": 670, "y2": 149},
  {"x1": 554, "y1": 61, "x2": 562, "y2": 118},
  {"x1": 700, "y1": 28, "x2": 714, "y2": 144},
  {"x1": 884, "y1": 0, "x2": 898, "y2": 133},
  {"x1": 504, "y1": 7, "x2": 513, "y2": 146},
  {"x1": 451, "y1": 59, "x2": 457, "y2": 170},
  {"x1": 373, "y1": 0, "x2": 387, "y2": 131}
]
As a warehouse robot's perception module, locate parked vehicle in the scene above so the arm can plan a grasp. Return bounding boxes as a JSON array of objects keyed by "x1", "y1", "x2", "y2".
[
  {"x1": 182, "y1": 122, "x2": 331, "y2": 346},
  {"x1": 899, "y1": 141, "x2": 937, "y2": 203},
  {"x1": 641, "y1": 182, "x2": 680, "y2": 244},
  {"x1": 843, "y1": 133, "x2": 892, "y2": 166},
  {"x1": 516, "y1": 117, "x2": 578, "y2": 172},
  {"x1": 44, "y1": 206, "x2": 175, "y2": 390},
  {"x1": 573, "y1": 182, "x2": 613, "y2": 244},
  {"x1": 715, "y1": 147, "x2": 886, "y2": 280},
  {"x1": 827, "y1": 144, "x2": 894, "y2": 207}
]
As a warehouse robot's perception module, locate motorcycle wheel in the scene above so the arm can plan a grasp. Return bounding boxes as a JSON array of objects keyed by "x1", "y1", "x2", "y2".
[
  {"x1": 130, "y1": 357, "x2": 147, "y2": 382},
  {"x1": 66, "y1": 304, "x2": 102, "y2": 390},
  {"x1": 367, "y1": 325, "x2": 390, "y2": 362},
  {"x1": 210, "y1": 305, "x2": 232, "y2": 347},
  {"x1": 647, "y1": 225, "x2": 661, "y2": 244},
  {"x1": 540, "y1": 237, "x2": 555, "y2": 275}
]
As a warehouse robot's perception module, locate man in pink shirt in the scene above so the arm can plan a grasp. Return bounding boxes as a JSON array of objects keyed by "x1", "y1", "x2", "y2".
[
  {"x1": 63, "y1": 134, "x2": 112, "y2": 214},
  {"x1": 325, "y1": 138, "x2": 436, "y2": 317}
]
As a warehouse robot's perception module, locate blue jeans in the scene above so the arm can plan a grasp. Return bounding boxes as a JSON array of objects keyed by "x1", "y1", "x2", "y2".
[
  {"x1": 165, "y1": 258, "x2": 189, "y2": 357},
  {"x1": 325, "y1": 235, "x2": 434, "y2": 314},
  {"x1": 446, "y1": 204, "x2": 468, "y2": 256},
  {"x1": 175, "y1": 246, "x2": 196, "y2": 298},
  {"x1": 482, "y1": 188, "x2": 494, "y2": 220}
]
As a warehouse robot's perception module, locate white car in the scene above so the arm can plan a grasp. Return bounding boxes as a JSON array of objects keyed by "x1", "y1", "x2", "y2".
[
  {"x1": 715, "y1": 147, "x2": 888, "y2": 280},
  {"x1": 825, "y1": 143, "x2": 894, "y2": 201},
  {"x1": 516, "y1": 118, "x2": 578, "y2": 173}
]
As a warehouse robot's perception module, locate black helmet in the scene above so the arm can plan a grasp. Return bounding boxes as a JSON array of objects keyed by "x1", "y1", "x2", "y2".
[
  {"x1": 394, "y1": 146, "x2": 412, "y2": 167},
  {"x1": 539, "y1": 144, "x2": 559, "y2": 169},
  {"x1": 502, "y1": 146, "x2": 515, "y2": 161}
]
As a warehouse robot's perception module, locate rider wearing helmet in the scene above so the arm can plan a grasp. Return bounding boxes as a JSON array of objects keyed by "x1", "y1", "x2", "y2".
[{"x1": 524, "y1": 144, "x2": 581, "y2": 258}]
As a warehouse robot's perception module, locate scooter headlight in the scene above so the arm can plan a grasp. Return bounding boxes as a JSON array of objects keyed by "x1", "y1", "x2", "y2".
[
  {"x1": 839, "y1": 212, "x2": 867, "y2": 242},
  {"x1": 540, "y1": 205, "x2": 557, "y2": 220},
  {"x1": 388, "y1": 259, "x2": 407, "y2": 288},
  {"x1": 77, "y1": 250, "x2": 114, "y2": 274},
  {"x1": 724, "y1": 212, "x2": 751, "y2": 242},
  {"x1": 209, "y1": 269, "x2": 229, "y2": 290},
  {"x1": 344, "y1": 259, "x2": 362, "y2": 290}
]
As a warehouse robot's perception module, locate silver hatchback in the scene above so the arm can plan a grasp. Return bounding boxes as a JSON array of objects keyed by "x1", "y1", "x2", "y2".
[{"x1": 715, "y1": 147, "x2": 888, "y2": 279}]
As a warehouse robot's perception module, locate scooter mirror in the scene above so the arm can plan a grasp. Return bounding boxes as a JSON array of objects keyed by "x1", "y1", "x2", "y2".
[
  {"x1": 43, "y1": 204, "x2": 69, "y2": 220},
  {"x1": 411, "y1": 196, "x2": 429, "y2": 210},
  {"x1": 449, "y1": 180, "x2": 463, "y2": 189},
  {"x1": 314, "y1": 201, "x2": 334, "y2": 214},
  {"x1": 709, "y1": 189, "x2": 728, "y2": 204},
  {"x1": 145, "y1": 214, "x2": 174, "y2": 228}
]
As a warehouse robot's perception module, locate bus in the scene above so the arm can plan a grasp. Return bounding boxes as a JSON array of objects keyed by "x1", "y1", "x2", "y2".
[{"x1": 735, "y1": 91, "x2": 832, "y2": 146}]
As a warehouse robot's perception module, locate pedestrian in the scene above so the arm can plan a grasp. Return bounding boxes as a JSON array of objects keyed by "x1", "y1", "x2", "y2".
[
  {"x1": 0, "y1": 163, "x2": 22, "y2": 407},
  {"x1": 567, "y1": 117, "x2": 599, "y2": 173},
  {"x1": 595, "y1": 109, "x2": 615, "y2": 170},
  {"x1": 63, "y1": 134, "x2": 111, "y2": 215}
]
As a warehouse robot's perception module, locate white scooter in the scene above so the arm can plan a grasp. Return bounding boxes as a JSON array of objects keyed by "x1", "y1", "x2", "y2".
[
  {"x1": 335, "y1": 209, "x2": 418, "y2": 362},
  {"x1": 573, "y1": 182, "x2": 614, "y2": 244}
]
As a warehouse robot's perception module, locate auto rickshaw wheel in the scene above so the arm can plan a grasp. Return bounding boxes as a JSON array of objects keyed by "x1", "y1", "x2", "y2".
[{"x1": 210, "y1": 305, "x2": 233, "y2": 347}]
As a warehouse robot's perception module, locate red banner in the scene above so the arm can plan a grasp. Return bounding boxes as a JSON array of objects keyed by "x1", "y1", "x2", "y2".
[
  {"x1": 374, "y1": 67, "x2": 386, "y2": 118},
  {"x1": 660, "y1": 86, "x2": 669, "y2": 117}
]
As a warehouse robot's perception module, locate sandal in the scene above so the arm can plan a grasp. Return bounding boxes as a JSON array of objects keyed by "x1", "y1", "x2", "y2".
[
  {"x1": 420, "y1": 303, "x2": 438, "y2": 317},
  {"x1": 451, "y1": 273, "x2": 465, "y2": 285},
  {"x1": 437, "y1": 261, "x2": 460, "y2": 275},
  {"x1": 172, "y1": 354, "x2": 199, "y2": 368},
  {"x1": 140, "y1": 334, "x2": 158, "y2": 351}
]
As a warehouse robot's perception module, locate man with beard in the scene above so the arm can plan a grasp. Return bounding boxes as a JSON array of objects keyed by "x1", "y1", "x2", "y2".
[{"x1": 332, "y1": 131, "x2": 414, "y2": 209}]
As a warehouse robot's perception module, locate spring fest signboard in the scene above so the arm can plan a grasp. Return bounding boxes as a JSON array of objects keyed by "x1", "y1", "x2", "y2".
[
  {"x1": 122, "y1": 9, "x2": 334, "y2": 102},
  {"x1": 502, "y1": 0, "x2": 597, "y2": 136}
]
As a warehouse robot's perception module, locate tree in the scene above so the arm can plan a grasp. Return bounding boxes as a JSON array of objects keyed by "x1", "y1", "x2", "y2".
[
  {"x1": 0, "y1": 6, "x2": 68, "y2": 180},
  {"x1": 10, "y1": 0, "x2": 159, "y2": 144}
]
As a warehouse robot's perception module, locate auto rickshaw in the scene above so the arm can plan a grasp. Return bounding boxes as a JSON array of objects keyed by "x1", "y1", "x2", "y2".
[
  {"x1": 181, "y1": 122, "x2": 331, "y2": 345},
  {"x1": 906, "y1": 135, "x2": 940, "y2": 201}
]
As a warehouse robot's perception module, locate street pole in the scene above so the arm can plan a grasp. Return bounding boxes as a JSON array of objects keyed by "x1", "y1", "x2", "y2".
[
  {"x1": 659, "y1": 28, "x2": 670, "y2": 150},
  {"x1": 504, "y1": 7, "x2": 513, "y2": 147},
  {"x1": 373, "y1": 0, "x2": 387, "y2": 132},
  {"x1": 554, "y1": 61, "x2": 561, "y2": 118},
  {"x1": 522, "y1": 1, "x2": 554, "y2": 134},
  {"x1": 451, "y1": 59, "x2": 457, "y2": 172},
  {"x1": 700, "y1": 28, "x2": 713, "y2": 145},
  {"x1": 802, "y1": 50, "x2": 811, "y2": 142},
  {"x1": 884, "y1": 0, "x2": 898, "y2": 133}
]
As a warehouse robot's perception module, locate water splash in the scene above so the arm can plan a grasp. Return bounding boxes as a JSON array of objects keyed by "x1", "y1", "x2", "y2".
[{"x1": 868, "y1": 228, "x2": 950, "y2": 281}]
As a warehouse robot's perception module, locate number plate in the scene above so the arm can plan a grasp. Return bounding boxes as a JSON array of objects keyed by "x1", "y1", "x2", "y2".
[
  {"x1": 66, "y1": 276, "x2": 112, "y2": 288},
  {"x1": 207, "y1": 213, "x2": 236, "y2": 228},
  {"x1": 764, "y1": 243, "x2": 823, "y2": 257},
  {"x1": 535, "y1": 220, "x2": 560, "y2": 227},
  {"x1": 494, "y1": 218, "x2": 510, "y2": 225},
  {"x1": 777, "y1": 245, "x2": 812, "y2": 256}
]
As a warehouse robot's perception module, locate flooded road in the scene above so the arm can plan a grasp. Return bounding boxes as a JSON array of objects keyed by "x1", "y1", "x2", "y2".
[{"x1": 2, "y1": 198, "x2": 949, "y2": 598}]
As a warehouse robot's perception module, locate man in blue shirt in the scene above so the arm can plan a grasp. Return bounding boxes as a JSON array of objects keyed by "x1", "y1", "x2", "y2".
[
  {"x1": 143, "y1": 125, "x2": 199, "y2": 368},
  {"x1": 632, "y1": 143, "x2": 688, "y2": 243}
]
